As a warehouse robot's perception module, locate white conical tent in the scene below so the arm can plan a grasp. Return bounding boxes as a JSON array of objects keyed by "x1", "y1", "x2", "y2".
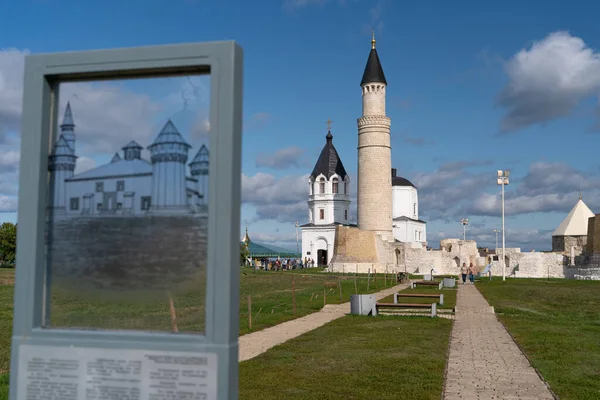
[{"x1": 552, "y1": 199, "x2": 595, "y2": 236}]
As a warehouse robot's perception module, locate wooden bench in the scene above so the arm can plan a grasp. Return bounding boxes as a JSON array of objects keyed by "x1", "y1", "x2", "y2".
[
  {"x1": 372, "y1": 302, "x2": 437, "y2": 318},
  {"x1": 411, "y1": 281, "x2": 443, "y2": 290},
  {"x1": 394, "y1": 292, "x2": 444, "y2": 306}
]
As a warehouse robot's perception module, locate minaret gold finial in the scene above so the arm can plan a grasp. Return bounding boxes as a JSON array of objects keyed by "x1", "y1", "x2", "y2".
[
  {"x1": 371, "y1": 29, "x2": 376, "y2": 49},
  {"x1": 326, "y1": 118, "x2": 333, "y2": 131},
  {"x1": 243, "y1": 225, "x2": 251, "y2": 244},
  {"x1": 579, "y1": 190, "x2": 582, "y2": 200}
]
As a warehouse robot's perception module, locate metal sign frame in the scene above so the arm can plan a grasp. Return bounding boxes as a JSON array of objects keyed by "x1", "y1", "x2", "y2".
[{"x1": 10, "y1": 41, "x2": 243, "y2": 400}]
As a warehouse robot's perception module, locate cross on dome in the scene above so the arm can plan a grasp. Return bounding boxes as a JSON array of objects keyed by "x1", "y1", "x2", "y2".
[{"x1": 326, "y1": 118, "x2": 333, "y2": 131}]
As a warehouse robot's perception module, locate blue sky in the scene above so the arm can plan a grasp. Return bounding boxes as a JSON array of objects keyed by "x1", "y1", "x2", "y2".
[{"x1": 1, "y1": 0, "x2": 600, "y2": 251}]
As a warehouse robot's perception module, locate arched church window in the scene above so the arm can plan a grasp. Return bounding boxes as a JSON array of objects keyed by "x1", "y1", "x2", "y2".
[
  {"x1": 344, "y1": 181, "x2": 348, "y2": 194},
  {"x1": 332, "y1": 178, "x2": 338, "y2": 194},
  {"x1": 319, "y1": 178, "x2": 326, "y2": 194}
]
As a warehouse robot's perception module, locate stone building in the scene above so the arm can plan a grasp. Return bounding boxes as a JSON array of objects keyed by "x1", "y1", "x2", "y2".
[{"x1": 551, "y1": 196, "x2": 594, "y2": 254}]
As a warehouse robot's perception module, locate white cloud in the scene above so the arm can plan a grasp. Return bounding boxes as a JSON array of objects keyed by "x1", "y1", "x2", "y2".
[
  {"x1": 498, "y1": 31, "x2": 600, "y2": 132},
  {"x1": 458, "y1": 224, "x2": 554, "y2": 251},
  {"x1": 467, "y1": 161, "x2": 600, "y2": 217},
  {"x1": 0, "y1": 48, "x2": 210, "y2": 154},
  {"x1": 249, "y1": 231, "x2": 296, "y2": 242},
  {"x1": 0, "y1": 49, "x2": 28, "y2": 141},
  {"x1": 0, "y1": 172, "x2": 18, "y2": 197},
  {"x1": 470, "y1": 192, "x2": 570, "y2": 216},
  {"x1": 59, "y1": 82, "x2": 162, "y2": 153},
  {"x1": 242, "y1": 172, "x2": 309, "y2": 223},
  {"x1": 0, "y1": 149, "x2": 19, "y2": 172},
  {"x1": 244, "y1": 112, "x2": 271, "y2": 131},
  {"x1": 240, "y1": 158, "x2": 595, "y2": 250},
  {"x1": 255, "y1": 146, "x2": 307, "y2": 169},
  {"x1": 74, "y1": 156, "x2": 97, "y2": 175},
  {"x1": 0, "y1": 195, "x2": 18, "y2": 213},
  {"x1": 407, "y1": 159, "x2": 600, "y2": 223}
]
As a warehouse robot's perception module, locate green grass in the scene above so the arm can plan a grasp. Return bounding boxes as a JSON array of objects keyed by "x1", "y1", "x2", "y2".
[
  {"x1": 239, "y1": 268, "x2": 400, "y2": 334},
  {"x1": 239, "y1": 315, "x2": 452, "y2": 400},
  {"x1": 42, "y1": 267, "x2": 399, "y2": 336},
  {"x1": 0, "y1": 267, "x2": 401, "y2": 371},
  {"x1": 477, "y1": 278, "x2": 600, "y2": 400},
  {"x1": 0, "y1": 284, "x2": 12, "y2": 374},
  {"x1": 0, "y1": 278, "x2": 12, "y2": 400},
  {"x1": 0, "y1": 267, "x2": 445, "y2": 399}
]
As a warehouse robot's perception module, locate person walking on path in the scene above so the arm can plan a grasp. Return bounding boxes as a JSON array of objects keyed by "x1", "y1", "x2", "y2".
[
  {"x1": 460, "y1": 262, "x2": 468, "y2": 284},
  {"x1": 468, "y1": 262, "x2": 475, "y2": 284}
]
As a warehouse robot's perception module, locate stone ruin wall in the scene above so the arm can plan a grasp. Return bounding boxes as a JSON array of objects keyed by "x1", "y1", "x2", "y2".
[
  {"x1": 330, "y1": 235, "x2": 487, "y2": 275},
  {"x1": 47, "y1": 215, "x2": 208, "y2": 290},
  {"x1": 330, "y1": 232, "x2": 586, "y2": 278},
  {"x1": 552, "y1": 235, "x2": 587, "y2": 253}
]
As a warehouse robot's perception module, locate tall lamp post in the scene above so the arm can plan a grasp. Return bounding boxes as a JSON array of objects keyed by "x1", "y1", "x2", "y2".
[
  {"x1": 497, "y1": 170, "x2": 510, "y2": 281},
  {"x1": 460, "y1": 218, "x2": 469, "y2": 240},
  {"x1": 294, "y1": 221, "x2": 299, "y2": 257}
]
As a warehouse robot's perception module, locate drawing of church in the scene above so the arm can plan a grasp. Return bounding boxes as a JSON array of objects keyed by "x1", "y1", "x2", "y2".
[{"x1": 48, "y1": 102, "x2": 209, "y2": 218}]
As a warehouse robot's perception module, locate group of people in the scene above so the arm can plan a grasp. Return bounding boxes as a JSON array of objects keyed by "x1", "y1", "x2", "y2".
[
  {"x1": 460, "y1": 262, "x2": 477, "y2": 285},
  {"x1": 248, "y1": 257, "x2": 315, "y2": 271}
]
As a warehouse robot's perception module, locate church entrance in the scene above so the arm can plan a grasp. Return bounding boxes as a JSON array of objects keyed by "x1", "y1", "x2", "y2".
[
  {"x1": 102, "y1": 192, "x2": 118, "y2": 214},
  {"x1": 317, "y1": 249, "x2": 328, "y2": 266}
]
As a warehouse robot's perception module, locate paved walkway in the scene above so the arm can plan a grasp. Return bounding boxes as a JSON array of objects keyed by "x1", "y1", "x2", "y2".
[
  {"x1": 239, "y1": 282, "x2": 409, "y2": 362},
  {"x1": 443, "y1": 284, "x2": 554, "y2": 399}
]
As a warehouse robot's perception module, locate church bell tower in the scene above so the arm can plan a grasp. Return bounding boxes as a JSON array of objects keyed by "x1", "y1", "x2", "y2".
[{"x1": 357, "y1": 31, "x2": 393, "y2": 236}]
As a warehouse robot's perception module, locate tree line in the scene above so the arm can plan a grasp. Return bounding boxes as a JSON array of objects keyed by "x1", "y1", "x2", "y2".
[{"x1": 0, "y1": 222, "x2": 16, "y2": 266}]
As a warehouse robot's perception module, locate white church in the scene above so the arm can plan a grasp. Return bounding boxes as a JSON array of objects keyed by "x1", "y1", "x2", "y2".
[
  {"x1": 48, "y1": 103, "x2": 209, "y2": 218},
  {"x1": 300, "y1": 34, "x2": 427, "y2": 266}
]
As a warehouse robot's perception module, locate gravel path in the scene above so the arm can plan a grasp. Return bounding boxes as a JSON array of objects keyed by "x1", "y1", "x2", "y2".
[
  {"x1": 238, "y1": 282, "x2": 409, "y2": 362},
  {"x1": 443, "y1": 284, "x2": 554, "y2": 399}
]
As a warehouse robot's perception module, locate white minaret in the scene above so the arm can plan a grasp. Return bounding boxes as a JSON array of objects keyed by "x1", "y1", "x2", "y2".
[
  {"x1": 189, "y1": 144, "x2": 209, "y2": 205},
  {"x1": 48, "y1": 104, "x2": 77, "y2": 215},
  {"x1": 307, "y1": 124, "x2": 351, "y2": 225},
  {"x1": 357, "y1": 31, "x2": 392, "y2": 236},
  {"x1": 60, "y1": 102, "x2": 76, "y2": 153},
  {"x1": 147, "y1": 120, "x2": 192, "y2": 213}
]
